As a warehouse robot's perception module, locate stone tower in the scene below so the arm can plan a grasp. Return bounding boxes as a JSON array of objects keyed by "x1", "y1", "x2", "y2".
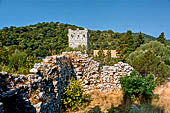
[{"x1": 68, "y1": 28, "x2": 89, "y2": 51}]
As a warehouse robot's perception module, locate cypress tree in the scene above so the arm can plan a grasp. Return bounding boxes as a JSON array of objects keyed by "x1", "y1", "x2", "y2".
[
  {"x1": 136, "y1": 32, "x2": 145, "y2": 48},
  {"x1": 125, "y1": 30, "x2": 135, "y2": 57},
  {"x1": 157, "y1": 32, "x2": 166, "y2": 45}
]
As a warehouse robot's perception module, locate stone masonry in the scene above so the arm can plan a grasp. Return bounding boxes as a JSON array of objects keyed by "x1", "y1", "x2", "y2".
[
  {"x1": 0, "y1": 51, "x2": 134, "y2": 113},
  {"x1": 62, "y1": 51, "x2": 134, "y2": 92},
  {"x1": 0, "y1": 55, "x2": 75, "y2": 113},
  {"x1": 68, "y1": 28, "x2": 90, "y2": 51}
]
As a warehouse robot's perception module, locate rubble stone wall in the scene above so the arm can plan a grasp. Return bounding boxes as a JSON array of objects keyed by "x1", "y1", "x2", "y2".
[
  {"x1": 0, "y1": 55, "x2": 75, "y2": 113},
  {"x1": 0, "y1": 72, "x2": 36, "y2": 113},
  {"x1": 0, "y1": 51, "x2": 134, "y2": 113},
  {"x1": 62, "y1": 52, "x2": 133, "y2": 92}
]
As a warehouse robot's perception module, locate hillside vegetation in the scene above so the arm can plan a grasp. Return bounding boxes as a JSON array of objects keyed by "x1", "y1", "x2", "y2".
[{"x1": 0, "y1": 22, "x2": 169, "y2": 74}]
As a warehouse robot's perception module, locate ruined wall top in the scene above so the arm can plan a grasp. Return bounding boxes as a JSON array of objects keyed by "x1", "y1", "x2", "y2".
[{"x1": 68, "y1": 28, "x2": 88, "y2": 33}]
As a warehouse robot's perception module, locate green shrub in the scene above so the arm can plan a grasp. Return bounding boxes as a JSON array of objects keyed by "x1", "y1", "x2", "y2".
[
  {"x1": 88, "y1": 106, "x2": 102, "y2": 113},
  {"x1": 126, "y1": 41, "x2": 170, "y2": 84},
  {"x1": 9, "y1": 50, "x2": 27, "y2": 70},
  {"x1": 107, "y1": 105, "x2": 117, "y2": 113},
  {"x1": 62, "y1": 78, "x2": 88, "y2": 111},
  {"x1": 125, "y1": 104, "x2": 163, "y2": 113},
  {"x1": 120, "y1": 71, "x2": 156, "y2": 104}
]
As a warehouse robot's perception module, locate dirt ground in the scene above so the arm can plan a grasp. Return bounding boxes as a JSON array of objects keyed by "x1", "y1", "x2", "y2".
[{"x1": 153, "y1": 82, "x2": 170, "y2": 113}]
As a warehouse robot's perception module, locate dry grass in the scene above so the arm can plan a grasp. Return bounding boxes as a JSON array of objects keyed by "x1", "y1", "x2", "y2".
[
  {"x1": 87, "y1": 90, "x2": 123, "y2": 112},
  {"x1": 70, "y1": 90, "x2": 123, "y2": 113},
  {"x1": 68, "y1": 82, "x2": 170, "y2": 113},
  {"x1": 153, "y1": 82, "x2": 170, "y2": 113}
]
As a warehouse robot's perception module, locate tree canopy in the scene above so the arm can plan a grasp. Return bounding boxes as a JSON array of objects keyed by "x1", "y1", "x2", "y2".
[{"x1": 126, "y1": 41, "x2": 170, "y2": 84}]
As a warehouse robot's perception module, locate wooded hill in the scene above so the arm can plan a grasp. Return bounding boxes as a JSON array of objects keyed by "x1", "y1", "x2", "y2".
[
  {"x1": 0, "y1": 21, "x2": 169, "y2": 74},
  {"x1": 0, "y1": 22, "x2": 165, "y2": 56}
]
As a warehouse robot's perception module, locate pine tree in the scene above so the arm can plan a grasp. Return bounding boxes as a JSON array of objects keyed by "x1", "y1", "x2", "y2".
[
  {"x1": 116, "y1": 30, "x2": 135, "y2": 59},
  {"x1": 125, "y1": 30, "x2": 134, "y2": 46},
  {"x1": 136, "y1": 32, "x2": 145, "y2": 48},
  {"x1": 157, "y1": 32, "x2": 166, "y2": 45},
  {"x1": 125, "y1": 30, "x2": 135, "y2": 57}
]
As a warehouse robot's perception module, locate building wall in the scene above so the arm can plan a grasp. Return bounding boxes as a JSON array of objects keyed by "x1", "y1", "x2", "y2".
[
  {"x1": 93, "y1": 50, "x2": 117, "y2": 58},
  {"x1": 68, "y1": 28, "x2": 89, "y2": 51}
]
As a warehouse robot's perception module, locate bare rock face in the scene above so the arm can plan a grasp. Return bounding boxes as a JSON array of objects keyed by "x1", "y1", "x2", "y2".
[{"x1": 0, "y1": 51, "x2": 134, "y2": 112}]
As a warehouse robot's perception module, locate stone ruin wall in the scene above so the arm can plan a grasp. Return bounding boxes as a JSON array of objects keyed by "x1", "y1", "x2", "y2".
[
  {"x1": 0, "y1": 55, "x2": 75, "y2": 113},
  {"x1": 0, "y1": 51, "x2": 133, "y2": 113},
  {"x1": 62, "y1": 51, "x2": 133, "y2": 92}
]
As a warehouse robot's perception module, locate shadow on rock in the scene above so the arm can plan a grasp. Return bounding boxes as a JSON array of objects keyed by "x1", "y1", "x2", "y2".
[{"x1": 2, "y1": 94, "x2": 36, "y2": 113}]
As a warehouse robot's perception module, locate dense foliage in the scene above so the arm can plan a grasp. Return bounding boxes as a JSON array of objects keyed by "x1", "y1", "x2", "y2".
[
  {"x1": 126, "y1": 41, "x2": 170, "y2": 84},
  {"x1": 120, "y1": 71, "x2": 156, "y2": 104},
  {"x1": 116, "y1": 31, "x2": 145, "y2": 59},
  {"x1": 0, "y1": 22, "x2": 70, "y2": 73},
  {"x1": 0, "y1": 49, "x2": 41, "y2": 74},
  {"x1": 62, "y1": 78, "x2": 87, "y2": 111},
  {"x1": 0, "y1": 22, "x2": 70, "y2": 57}
]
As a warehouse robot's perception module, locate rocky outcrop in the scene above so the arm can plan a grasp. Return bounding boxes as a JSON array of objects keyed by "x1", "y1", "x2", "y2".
[{"x1": 0, "y1": 51, "x2": 134, "y2": 112}]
